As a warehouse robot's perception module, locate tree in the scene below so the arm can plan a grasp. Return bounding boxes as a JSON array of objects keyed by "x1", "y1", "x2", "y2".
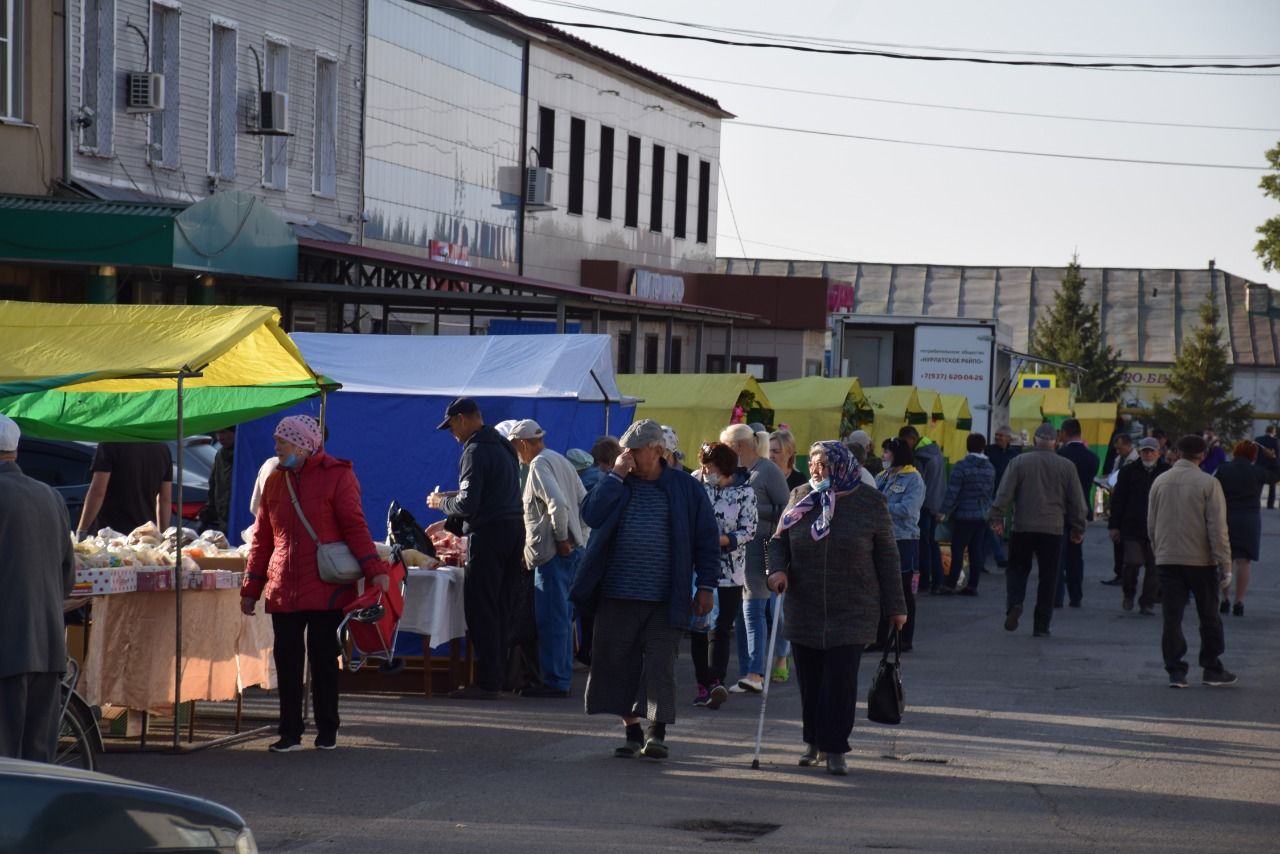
[
  {"x1": 1029, "y1": 256, "x2": 1127, "y2": 401},
  {"x1": 1256, "y1": 139, "x2": 1280, "y2": 272},
  {"x1": 1151, "y1": 297, "x2": 1254, "y2": 439}
]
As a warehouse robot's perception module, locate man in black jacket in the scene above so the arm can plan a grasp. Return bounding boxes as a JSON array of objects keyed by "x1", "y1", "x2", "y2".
[
  {"x1": 1108, "y1": 438, "x2": 1169, "y2": 615},
  {"x1": 1055, "y1": 419, "x2": 1100, "y2": 608},
  {"x1": 429, "y1": 398, "x2": 525, "y2": 699}
]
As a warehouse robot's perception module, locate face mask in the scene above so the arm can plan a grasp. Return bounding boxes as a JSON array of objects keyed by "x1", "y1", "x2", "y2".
[
  {"x1": 704, "y1": 472, "x2": 722, "y2": 487},
  {"x1": 810, "y1": 477, "x2": 830, "y2": 492},
  {"x1": 282, "y1": 452, "x2": 303, "y2": 470},
  {"x1": 882, "y1": 455, "x2": 893, "y2": 467},
  {"x1": 1142, "y1": 458, "x2": 1157, "y2": 470}
]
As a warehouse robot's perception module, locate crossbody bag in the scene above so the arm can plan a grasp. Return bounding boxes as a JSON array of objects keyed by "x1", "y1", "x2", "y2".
[{"x1": 283, "y1": 472, "x2": 363, "y2": 584}]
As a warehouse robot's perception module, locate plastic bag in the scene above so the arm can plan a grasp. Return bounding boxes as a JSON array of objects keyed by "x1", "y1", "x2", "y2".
[{"x1": 387, "y1": 501, "x2": 436, "y2": 557}]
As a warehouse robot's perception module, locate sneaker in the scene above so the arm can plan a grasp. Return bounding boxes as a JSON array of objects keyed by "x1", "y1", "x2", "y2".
[
  {"x1": 1004, "y1": 605, "x2": 1022, "y2": 632},
  {"x1": 708, "y1": 682, "x2": 729, "y2": 710},
  {"x1": 798, "y1": 744, "x2": 824, "y2": 767},
  {"x1": 1168, "y1": 673, "x2": 1190, "y2": 689},
  {"x1": 1203, "y1": 669, "x2": 1238, "y2": 687},
  {"x1": 692, "y1": 686, "x2": 711, "y2": 707},
  {"x1": 1100, "y1": 576, "x2": 1121, "y2": 586},
  {"x1": 1219, "y1": 599, "x2": 1230, "y2": 615},
  {"x1": 613, "y1": 740, "x2": 643, "y2": 759},
  {"x1": 1233, "y1": 602, "x2": 1244, "y2": 617},
  {"x1": 269, "y1": 737, "x2": 304, "y2": 753},
  {"x1": 728, "y1": 682, "x2": 749, "y2": 694},
  {"x1": 737, "y1": 674, "x2": 764, "y2": 694},
  {"x1": 314, "y1": 733, "x2": 336, "y2": 751},
  {"x1": 1122, "y1": 596, "x2": 1134, "y2": 612},
  {"x1": 641, "y1": 737, "x2": 669, "y2": 760}
]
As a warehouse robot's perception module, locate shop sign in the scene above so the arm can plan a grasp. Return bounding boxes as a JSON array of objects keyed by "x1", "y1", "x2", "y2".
[
  {"x1": 827, "y1": 281, "x2": 854, "y2": 313},
  {"x1": 913, "y1": 324, "x2": 993, "y2": 436},
  {"x1": 630, "y1": 269, "x2": 685, "y2": 303},
  {"x1": 1019, "y1": 374, "x2": 1056, "y2": 389}
]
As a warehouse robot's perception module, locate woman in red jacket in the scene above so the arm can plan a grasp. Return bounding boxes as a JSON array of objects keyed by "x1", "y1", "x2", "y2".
[{"x1": 241, "y1": 415, "x2": 389, "y2": 752}]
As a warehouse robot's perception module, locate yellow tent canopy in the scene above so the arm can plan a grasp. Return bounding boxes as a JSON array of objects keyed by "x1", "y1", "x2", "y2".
[
  {"x1": 1073, "y1": 402, "x2": 1119, "y2": 445},
  {"x1": 1041, "y1": 387, "x2": 1075, "y2": 419},
  {"x1": 759, "y1": 376, "x2": 872, "y2": 453},
  {"x1": 863, "y1": 386, "x2": 927, "y2": 446},
  {"x1": 1009, "y1": 392, "x2": 1046, "y2": 439},
  {"x1": 616, "y1": 374, "x2": 774, "y2": 452},
  {"x1": 939, "y1": 394, "x2": 973, "y2": 463},
  {"x1": 917, "y1": 387, "x2": 946, "y2": 446}
]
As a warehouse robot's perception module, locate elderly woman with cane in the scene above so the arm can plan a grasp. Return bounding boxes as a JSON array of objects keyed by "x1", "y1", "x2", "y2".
[{"x1": 766, "y1": 441, "x2": 906, "y2": 775}]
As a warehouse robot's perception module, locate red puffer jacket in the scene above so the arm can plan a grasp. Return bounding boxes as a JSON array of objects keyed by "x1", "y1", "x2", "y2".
[{"x1": 242, "y1": 451, "x2": 385, "y2": 613}]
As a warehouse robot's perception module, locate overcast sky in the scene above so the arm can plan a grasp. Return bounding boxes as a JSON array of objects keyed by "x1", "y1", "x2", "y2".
[{"x1": 505, "y1": 0, "x2": 1280, "y2": 285}]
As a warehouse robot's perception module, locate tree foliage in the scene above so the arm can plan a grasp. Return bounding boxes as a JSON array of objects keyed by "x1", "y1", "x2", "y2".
[
  {"x1": 1151, "y1": 298, "x2": 1254, "y2": 439},
  {"x1": 1029, "y1": 256, "x2": 1127, "y2": 401},
  {"x1": 1256, "y1": 139, "x2": 1280, "y2": 272}
]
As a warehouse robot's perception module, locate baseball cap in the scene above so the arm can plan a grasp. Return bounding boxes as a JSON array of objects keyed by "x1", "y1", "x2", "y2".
[
  {"x1": 509, "y1": 419, "x2": 545, "y2": 440},
  {"x1": 0, "y1": 413, "x2": 19, "y2": 452},
  {"x1": 1137, "y1": 437, "x2": 1160, "y2": 451},
  {"x1": 620, "y1": 419, "x2": 665, "y2": 449},
  {"x1": 437, "y1": 397, "x2": 479, "y2": 430},
  {"x1": 1034, "y1": 422, "x2": 1058, "y2": 442},
  {"x1": 848, "y1": 429, "x2": 872, "y2": 450},
  {"x1": 566, "y1": 448, "x2": 593, "y2": 472}
]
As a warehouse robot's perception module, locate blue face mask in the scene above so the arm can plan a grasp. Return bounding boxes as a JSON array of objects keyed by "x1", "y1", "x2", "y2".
[
  {"x1": 811, "y1": 477, "x2": 830, "y2": 492},
  {"x1": 282, "y1": 452, "x2": 302, "y2": 470}
]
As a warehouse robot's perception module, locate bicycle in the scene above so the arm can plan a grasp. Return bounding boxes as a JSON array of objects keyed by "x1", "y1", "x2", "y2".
[{"x1": 56, "y1": 657, "x2": 104, "y2": 770}]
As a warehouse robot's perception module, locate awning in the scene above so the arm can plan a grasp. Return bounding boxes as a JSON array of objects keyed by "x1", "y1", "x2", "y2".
[
  {"x1": 760, "y1": 376, "x2": 872, "y2": 452},
  {"x1": 939, "y1": 394, "x2": 973, "y2": 463},
  {"x1": 617, "y1": 374, "x2": 774, "y2": 450},
  {"x1": 0, "y1": 191, "x2": 297, "y2": 279},
  {"x1": 863, "y1": 386, "x2": 927, "y2": 446},
  {"x1": 0, "y1": 301, "x2": 327, "y2": 441}
]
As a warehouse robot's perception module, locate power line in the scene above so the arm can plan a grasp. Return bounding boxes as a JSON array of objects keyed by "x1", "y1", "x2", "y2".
[
  {"x1": 666, "y1": 72, "x2": 1280, "y2": 133},
  {"x1": 718, "y1": 163, "x2": 747, "y2": 257},
  {"x1": 440, "y1": 3, "x2": 1280, "y2": 71},
  {"x1": 715, "y1": 233, "x2": 849, "y2": 262},
  {"x1": 726, "y1": 120, "x2": 1271, "y2": 170}
]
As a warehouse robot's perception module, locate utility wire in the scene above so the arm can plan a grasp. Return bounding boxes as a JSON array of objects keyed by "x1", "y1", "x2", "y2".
[
  {"x1": 727, "y1": 120, "x2": 1271, "y2": 170},
  {"x1": 718, "y1": 163, "x2": 747, "y2": 258},
  {"x1": 666, "y1": 72, "x2": 1280, "y2": 133}
]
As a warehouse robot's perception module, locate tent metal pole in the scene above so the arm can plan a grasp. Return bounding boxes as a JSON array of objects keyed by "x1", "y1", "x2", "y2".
[
  {"x1": 173, "y1": 372, "x2": 186, "y2": 752},
  {"x1": 588, "y1": 370, "x2": 611, "y2": 436},
  {"x1": 319, "y1": 388, "x2": 329, "y2": 445}
]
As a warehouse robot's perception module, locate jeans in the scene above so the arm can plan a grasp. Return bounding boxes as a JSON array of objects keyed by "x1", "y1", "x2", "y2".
[
  {"x1": 533, "y1": 548, "x2": 581, "y2": 691},
  {"x1": 918, "y1": 511, "x2": 943, "y2": 591},
  {"x1": 1007, "y1": 531, "x2": 1063, "y2": 632},
  {"x1": 948, "y1": 519, "x2": 987, "y2": 590},
  {"x1": 692, "y1": 585, "x2": 743, "y2": 687},
  {"x1": 766, "y1": 591, "x2": 790, "y2": 660},
  {"x1": 792, "y1": 643, "x2": 863, "y2": 754},
  {"x1": 1055, "y1": 526, "x2": 1084, "y2": 606},
  {"x1": 1158, "y1": 565, "x2": 1226, "y2": 677},
  {"x1": 878, "y1": 540, "x2": 918, "y2": 648},
  {"x1": 272, "y1": 610, "x2": 343, "y2": 741},
  {"x1": 736, "y1": 596, "x2": 768, "y2": 676},
  {"x1": 985, "y1": 525, "x2": 1007, "y2": 566}
]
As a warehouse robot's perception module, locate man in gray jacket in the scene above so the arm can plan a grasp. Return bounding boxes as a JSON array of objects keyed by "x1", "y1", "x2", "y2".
[
  {"x1": 511, "y1": 419, "x2": 587, "y2": 699},
  {"x1": 0, "y1": 414, "x2": 76, "y2": 762},
  {"x1": 989, "y1": 422, "x2": 1087, "y2": 637},
  {"x1": 1148, "y1": 434, "x2": 1235, "y2": 688}
]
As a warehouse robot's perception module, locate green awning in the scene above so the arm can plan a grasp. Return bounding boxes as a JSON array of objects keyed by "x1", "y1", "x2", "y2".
[{"x1": 0, "y1": 191, "x2": 297, "y2": 279}]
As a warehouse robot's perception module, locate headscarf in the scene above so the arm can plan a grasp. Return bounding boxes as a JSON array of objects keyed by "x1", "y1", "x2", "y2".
[
  {"x1": 274, "y1": 415, "x2": 322, "y2": 454},
  {"x1": 776, "y1": 440, "x2": 861, "y2": 541}
]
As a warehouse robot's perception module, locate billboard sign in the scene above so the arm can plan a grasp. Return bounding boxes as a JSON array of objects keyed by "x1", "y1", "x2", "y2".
[{"x1": 912, "y1": 324, "x2": 994, "y2": 437}]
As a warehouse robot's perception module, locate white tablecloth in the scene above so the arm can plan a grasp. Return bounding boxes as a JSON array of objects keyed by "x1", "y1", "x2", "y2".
[{"x1": 400, "y1": 566, "x2": 467, "y2": 643}]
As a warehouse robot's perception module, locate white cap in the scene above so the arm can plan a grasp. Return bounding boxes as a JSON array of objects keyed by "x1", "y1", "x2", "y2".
[
  {"x1": 0, "y1": 414, "x2": 19, "y2": 452},
  {"x1": 509, "y1": 419, "x2": 545, "y2": 440}
]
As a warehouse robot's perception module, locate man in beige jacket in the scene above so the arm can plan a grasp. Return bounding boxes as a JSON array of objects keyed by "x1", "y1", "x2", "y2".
[{"x1": 1147, "y1": 434, "x2": 1235, "y2": 688}]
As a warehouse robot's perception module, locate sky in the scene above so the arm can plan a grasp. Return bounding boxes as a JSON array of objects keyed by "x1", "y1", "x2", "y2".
[{"x1": 503, "y1": 0, "x2": 1280, "y2": 284}]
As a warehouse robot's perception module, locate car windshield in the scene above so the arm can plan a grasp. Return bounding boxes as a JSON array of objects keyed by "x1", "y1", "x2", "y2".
[{"x1": 168, "y1": 440, "x2": 219, "y2": 488}]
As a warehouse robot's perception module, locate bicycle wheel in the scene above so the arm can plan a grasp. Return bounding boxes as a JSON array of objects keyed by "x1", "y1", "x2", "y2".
[{"x1": 55, "y1": 698, "x2": 97, "y2": 771}]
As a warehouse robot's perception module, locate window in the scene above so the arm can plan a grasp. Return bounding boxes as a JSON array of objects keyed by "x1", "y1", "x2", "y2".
[
  {"x1": 596, "y1": 125, "x2": 613, "y2": 220},
  {"x1": 674, "y1": 153, "x2": 689, "y2": 239},
  {"x1": 0, "y1": 0, "x2": 24, "y2": 120},
  {"x1": 537, "y1": 106, "x2": 554, "y2": 168},
  {"x1": 567, "y1": 116, "x2": 584, "y2": 215},
  {"x1": 643, "y1": 334, "x2": 659, "y2": 374},
  {"x1": 670, "y1": 337, "x2": 683, "y2": 373},
  {"x1": 617, "y1": 331, "x2": 633, "y2": 374},
  {"x1": 148, "y1": 2, "x2": 180, "y2": 168},
  {"x1": 262, "y1": 38, "x2": 288, "y2": 188},
  {"x1": 624, "y1": 135, "x2": 640, "y2": 228},
  {"x1": 649, "y1": 144, "x2": 664, "y2": 233},
  {"x1": 81, "y1": 0, "x2": 115, "y2": 153},
  {"x1": 696, "y1": 159, "x2": 711, "y2": 244},
  {"x1": 208, "y1": 21, "x2": 237, "y2": 179},
  {"x1": 706, "y1": 354, "x2": 725, "y2": 373},
  {"x1": 313, "y1": 54, "x2": 337, "y2": 196}
]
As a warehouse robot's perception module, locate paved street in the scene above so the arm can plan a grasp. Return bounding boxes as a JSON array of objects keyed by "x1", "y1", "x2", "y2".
[{"x1": 104, "y1": 517, "x2": 1280, "y2": 853}]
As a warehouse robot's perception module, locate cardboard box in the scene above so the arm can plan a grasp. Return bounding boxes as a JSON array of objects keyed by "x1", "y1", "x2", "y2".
[
  {"x1": 72, "y1": 567, "x2": 137, "y2": 596},
  {"x1": 134, "y1": 568, "x2": 175, "y2": 592},
  {"x1": 193, "y1": 554, "x2": 246, "y2": 572}
]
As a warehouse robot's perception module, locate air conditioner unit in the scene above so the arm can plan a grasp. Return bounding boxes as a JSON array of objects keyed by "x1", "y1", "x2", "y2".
[
  {"x1": 525, "y1": 166, "x2": 553, "y2": 209},
  {"x1": 258, "y1": 91, "x2": 289, "y2": 135},
  {"x1": 126, "y1": 72, "x2": 165, "y2": 113}
]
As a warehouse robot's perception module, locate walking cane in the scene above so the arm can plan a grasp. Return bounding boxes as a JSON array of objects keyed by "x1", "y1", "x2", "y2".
[{"x1": 750, "y1": 591, "x2": 784, "y2": 770}]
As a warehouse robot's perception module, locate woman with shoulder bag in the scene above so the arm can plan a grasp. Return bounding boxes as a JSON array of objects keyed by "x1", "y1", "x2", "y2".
[
  {"x1": 767, "y1": 441, "x2": 906, "y2": 776},
  {"x1": 241, "y1": 415, "x2": 390, "y2": 752}
]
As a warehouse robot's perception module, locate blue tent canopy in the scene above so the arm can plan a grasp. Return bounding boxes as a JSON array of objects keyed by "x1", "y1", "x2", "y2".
[{"x1": 229, "y1": 334, "x2": 632, "y2": 546}]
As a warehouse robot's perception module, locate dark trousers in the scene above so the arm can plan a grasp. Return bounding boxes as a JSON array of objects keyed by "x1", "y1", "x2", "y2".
[
  {"x1": 1267, "y1": 480, "x2": 1277, "y2": 510},
  {"x1": 1112, "y1": 538, "x2": 1125, "y2": 579},
  {"x1": 948, "y1": 519, "x2": 987, "y2": 590},
  {"x1": 272, "y1": 610, "x2": 343, "y2": 741},
  {"x1": 1121, "y1": 538, "x2": 1160, "y2": 609},
  {"x1": 464, "y1": 518, "x2": 525, "y2": 692},
  {"x1": 691, "y1": 585, "x2": 743, "y2": 687},
  {"x1": 1007, "y1": 531, "x2": 1063, "y2": 632},
  {"x1": 0, "y1": 672, "x2": 61, "y2": 762},
  {"x1": 1158, "y1": 565, "x2": 1226, "y2": 677},
  {"x1": 1055, "y1": 527, "x2": 1084, "y2": 606},
  {"x1": 792, "y1": 643, "x2": 863, "y2": 755},
  {"x1": 878, "y1": 540, "x2": 917, "y2": 648},
  {"x1": 918, "y1": 511, "x2": 943, "y2": 591}
]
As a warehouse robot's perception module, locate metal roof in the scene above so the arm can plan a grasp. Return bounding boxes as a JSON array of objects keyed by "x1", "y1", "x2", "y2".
[
  {"x1": 718, "y1": 258, "x2": 1280, "y2": 369},
  {"x1": 0, "y1": 193, "x2": 182, "y2": 218}
]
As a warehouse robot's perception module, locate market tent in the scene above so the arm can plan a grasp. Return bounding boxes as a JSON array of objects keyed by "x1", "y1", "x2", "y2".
[
  {"x1": 1009, "y1": 392, "x2": 1046, "y2": 439},
  {"x1": 230, "y1": 334, "x2": 631, "y2": 545},
  {"x1": 863, "y1": 386, "x2": 927, "y2": 446},
  {"x1": 1074, "y1": 402, "x2": 1119, "y2": 471},
  {"x1": 939, "y1": 394, "x2": 974, "y2": 463},
  {"x1": 1041, "y1": 387, "x2": 1075, "y2": 427},
  {"x1": 0, "y1": 301, "x2": 324, "y2": 440},
  {"x1": 918, "y1": 387, "x2": 947, "y2": 446},
  {"x1": 759, "y1": 376, "x2": 872, "y2": 452},
  {"x1": 617, "y1": 374, "x2": 773, "y2": 452}
]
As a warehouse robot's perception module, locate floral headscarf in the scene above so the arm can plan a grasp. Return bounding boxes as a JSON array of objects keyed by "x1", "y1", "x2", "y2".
[{"x1": 776, "y1": 440, "x2": 862, "y2": 541}]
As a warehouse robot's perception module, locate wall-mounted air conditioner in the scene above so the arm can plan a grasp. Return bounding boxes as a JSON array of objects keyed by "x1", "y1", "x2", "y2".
[
  {"x1": 258, "y1": 91, "x2": 289, "y2": 134},
  {"x1": 525, "y1": 166, "x2": 553, "y2": 209},
  {"x1": 126, "y1": 73, "x2": 165, "y2": 113}
]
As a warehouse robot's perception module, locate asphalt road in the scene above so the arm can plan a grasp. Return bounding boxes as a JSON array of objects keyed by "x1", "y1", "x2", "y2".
[{"x1": 103, "y1": 516, "x2": 1280, "y2": 853}]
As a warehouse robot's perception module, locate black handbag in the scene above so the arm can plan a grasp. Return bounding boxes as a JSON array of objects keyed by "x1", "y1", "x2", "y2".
[{"x1": 866, "y1": 629, "x2": 905, "y2": 725}]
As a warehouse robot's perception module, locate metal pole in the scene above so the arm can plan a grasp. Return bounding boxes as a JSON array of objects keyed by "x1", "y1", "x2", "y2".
[
  {"x1": 750, "y1": 591, "x2": 784, "y2": 769},
  {"x1": 319, "y1": 389, "x2": 328, "y2": 446},
  {"x1": 173, "y1": 373, "x2": 185, "y2": 751}
]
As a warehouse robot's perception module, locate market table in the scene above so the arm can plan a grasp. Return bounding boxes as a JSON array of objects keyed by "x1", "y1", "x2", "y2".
[
  {"x1": 83, "y1": 589, "x2": 276, "y2": 715},
  {"x1": 383, "y1": 565, "x2": 470, "y2": 697}
]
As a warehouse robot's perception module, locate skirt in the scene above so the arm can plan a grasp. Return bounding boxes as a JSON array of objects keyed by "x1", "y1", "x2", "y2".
[{"x1": 1226, "y1": 509, "x2": 1261, "y2": 561}]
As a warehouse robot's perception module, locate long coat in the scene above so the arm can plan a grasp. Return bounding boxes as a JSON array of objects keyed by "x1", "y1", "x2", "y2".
[{"x1": 0, "y1": 461, "x2": 75, "y2": 677}]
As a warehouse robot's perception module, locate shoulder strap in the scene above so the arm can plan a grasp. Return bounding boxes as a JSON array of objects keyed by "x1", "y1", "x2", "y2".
[{"x1": 283, "y1": 471, "x2": 322, "y2": 546}]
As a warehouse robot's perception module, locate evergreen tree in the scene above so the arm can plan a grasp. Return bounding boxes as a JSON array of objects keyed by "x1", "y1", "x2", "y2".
[
  {"x1": 1029, "y1": 256, "x2": 1127, "y2": 401},
  {"x1": 1151, "y1": 297, "x2": 1254, "y2": 439},
  {"x1": 1255, "y1": 139, "x2": 1280, "y2": 272}
]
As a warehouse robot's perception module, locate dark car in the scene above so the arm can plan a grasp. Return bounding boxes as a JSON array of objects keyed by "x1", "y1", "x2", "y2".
[
  {"x1": 13, "y1": 437, "x2": 215, "y2": 530},
  {"x1": 0, "y1": 757, "x2": 256, "y2": 853}
]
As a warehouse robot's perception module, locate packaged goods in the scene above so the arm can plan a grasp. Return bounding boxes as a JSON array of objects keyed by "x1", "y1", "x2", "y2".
[{"x1": 72, "y1": 567, "x2": 138, "y2": 597}]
